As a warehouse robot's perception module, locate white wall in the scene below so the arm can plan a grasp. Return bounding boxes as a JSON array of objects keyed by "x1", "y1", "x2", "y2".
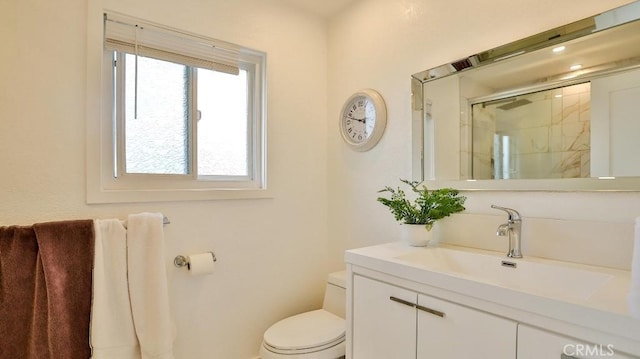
[
  {"x1": 1, "y1": 0, "x2": 330, "y2": 357},
  {"x1": 327, "y1": 0, "x2": 640, "y2": 271}
]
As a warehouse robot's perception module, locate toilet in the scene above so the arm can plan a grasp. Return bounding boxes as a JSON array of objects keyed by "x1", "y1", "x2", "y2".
[{"x1": 260, "y1": 271, "x2": 346, "y2": 359}]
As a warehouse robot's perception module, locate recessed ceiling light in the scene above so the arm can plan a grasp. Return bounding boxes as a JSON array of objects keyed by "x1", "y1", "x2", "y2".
[
  {"x1": 552, "y1": 46, "x2": 566, "y2": 53},
  {"x1": 570, "y1": 64, "x2": 582, "y2": 71},
  {"x1": 554, "y1": 94, "x2": 563, "y2": 98}
]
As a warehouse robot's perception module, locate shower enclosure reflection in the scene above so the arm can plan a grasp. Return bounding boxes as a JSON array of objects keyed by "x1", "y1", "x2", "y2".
[{"x1": 468, "y1": 83, "x2": 591, "y2": 180}]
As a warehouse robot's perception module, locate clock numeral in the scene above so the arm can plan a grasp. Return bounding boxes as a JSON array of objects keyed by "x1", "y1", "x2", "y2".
[
  {"x1": 358, "y1": 135, "x2": 363, "y2": 141},
  {"x1": 352, "y1": 104, "x2": 357, "y2": 111},
  {"x1": 346, "y1": 119, "x2": 352, "y2": 125},
  {"x1": 358, "y1": 100, "x2": 364, "y2": 107},
  {"x1": 348, "y1": 128, "x2": 352, "y2": 134}
]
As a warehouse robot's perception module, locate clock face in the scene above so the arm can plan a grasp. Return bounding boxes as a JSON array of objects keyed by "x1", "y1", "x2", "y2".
[
  {"x1": 342, "y1": 96, "x2": 376, "y2": 144},
  {"x1": 339, "y1": 89, "x2": 387, "y2": 151}
]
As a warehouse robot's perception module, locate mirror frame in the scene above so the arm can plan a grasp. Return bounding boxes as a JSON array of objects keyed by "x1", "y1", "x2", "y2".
[{"x1": 411, "y1": 1, "x2": 640, "y2": 191}]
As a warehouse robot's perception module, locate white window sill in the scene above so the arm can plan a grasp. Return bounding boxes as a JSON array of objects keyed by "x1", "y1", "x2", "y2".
[{"x1": 86, "y1": 186, "x2": 274, "y2": 204}]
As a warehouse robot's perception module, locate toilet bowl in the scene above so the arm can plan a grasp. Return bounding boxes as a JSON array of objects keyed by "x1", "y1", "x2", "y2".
[{"x1": 260, "y1": 271, "x2": 346, "y2": 359}]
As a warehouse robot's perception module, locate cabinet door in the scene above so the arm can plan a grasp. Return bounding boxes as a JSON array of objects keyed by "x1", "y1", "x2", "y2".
[
  {"x1": 416, "y1": 293, "x2": 517, "y2": 359},
  {"x1": 518, "y1": 324, "x2": 636, "y2": 359},
  {"x1": 352, "y1": 275, "x2": 417, "y2": 359}
]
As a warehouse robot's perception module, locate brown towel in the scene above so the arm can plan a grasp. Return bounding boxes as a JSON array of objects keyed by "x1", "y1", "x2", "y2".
[
  {"x1": 0, "y1": 226, "x2": 42, "y2": 357},
  {"x1": 0, "y1": 220, "x2": 94, "y2": 359}
]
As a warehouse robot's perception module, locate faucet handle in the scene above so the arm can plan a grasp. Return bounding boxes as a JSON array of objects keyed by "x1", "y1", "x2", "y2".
[{"x1": 491, "y1": 205, "x2": 521, "y2": 221}]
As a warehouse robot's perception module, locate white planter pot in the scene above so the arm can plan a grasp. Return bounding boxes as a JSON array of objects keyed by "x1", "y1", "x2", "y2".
[{"x1": 400, "y1": 223, "x2": 438, "y2": 247}]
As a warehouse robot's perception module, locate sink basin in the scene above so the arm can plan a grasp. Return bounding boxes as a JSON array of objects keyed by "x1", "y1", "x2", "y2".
[{"x1": 395, "y1": 247, "x2": 614, "y2": 302}]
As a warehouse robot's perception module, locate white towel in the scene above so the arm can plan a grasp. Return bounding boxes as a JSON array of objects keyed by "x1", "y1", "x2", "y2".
[
  {"x1": 127, "y1": 213, "x2": 176, "y2": 359},
  {"x1": 630, "y1": 218, "x2": 640, "y2": 319},
  {"x1": 91, "y1": 219, "x2": 141, "y2": 359}
]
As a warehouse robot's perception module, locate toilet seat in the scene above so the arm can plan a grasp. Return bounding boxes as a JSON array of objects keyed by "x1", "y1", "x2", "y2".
[{"x1": 261, "y1": 309, "x2": 345, "y2": 358}]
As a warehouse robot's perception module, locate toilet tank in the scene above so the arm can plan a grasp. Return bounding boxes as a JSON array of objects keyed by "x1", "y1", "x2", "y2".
[{"x1": 322, "y1": 271, "x2": 346, "y2": 318}]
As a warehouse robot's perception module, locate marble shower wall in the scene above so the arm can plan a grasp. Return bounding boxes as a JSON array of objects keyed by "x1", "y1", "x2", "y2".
[{"x1": 468, "y1": 82, "x2": 591, "y2": 179}]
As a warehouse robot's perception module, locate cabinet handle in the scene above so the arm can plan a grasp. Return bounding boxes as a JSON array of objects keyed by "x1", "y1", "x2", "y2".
[
  {"x1": 389, "y1": 296, "x2": 417, "y2": 308},
  {"x1": 561, "y1": 355, "x2": 577, "y2": 359},
  {"x1": 416, "y1": 304, "x2": 446, "y2": 318},
  {"x1": 389, "y1": 297, "x2": 446, "y2": 318}
]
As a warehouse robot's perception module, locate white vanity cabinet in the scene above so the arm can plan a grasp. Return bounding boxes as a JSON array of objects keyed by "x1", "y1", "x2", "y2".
[
  {"x1": 352, "y1": 275, "x2": 416, "y2": 358},
  {"x1": 352, "y1": 274, "x2": 517, "y2": 359},
  {"x1": 346, "y1": 243, "x2": 640, "y2": 359},
  {"x1": 517, "y1": 324, "x2": 637, "y2": 359},
  {"x1": 416, "y1": 293, "x2": 516, "y2": 358}
]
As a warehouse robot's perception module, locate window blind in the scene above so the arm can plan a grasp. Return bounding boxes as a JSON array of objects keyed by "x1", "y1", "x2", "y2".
[{"x1": 104, "y1": 13, "x2": 240, "y2": 75}]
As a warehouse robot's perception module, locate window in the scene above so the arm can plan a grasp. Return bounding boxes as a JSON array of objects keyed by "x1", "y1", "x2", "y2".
[{"x1": 90, "y1": 13, "x2": 267, "y2": 202}]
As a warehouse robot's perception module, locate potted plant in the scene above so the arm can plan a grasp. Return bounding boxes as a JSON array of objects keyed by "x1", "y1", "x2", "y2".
[{"x1": 377, "y1": 179, "x2": 466, "y2": 246}]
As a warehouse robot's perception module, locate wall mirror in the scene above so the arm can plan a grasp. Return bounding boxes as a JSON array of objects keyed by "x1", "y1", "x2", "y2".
[{"x1": 411, "y1": 1, "x2": 640, "y2": 190}]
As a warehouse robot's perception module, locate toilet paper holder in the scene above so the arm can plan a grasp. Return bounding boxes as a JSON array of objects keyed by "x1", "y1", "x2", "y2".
[{"x1": 174, "y1": 252, "x2": 217, "y2": 270}]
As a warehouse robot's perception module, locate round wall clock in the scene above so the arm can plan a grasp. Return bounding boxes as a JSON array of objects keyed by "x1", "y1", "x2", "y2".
[{"x1": 339, "y1": 89, "x2": 387, "y2": 151}]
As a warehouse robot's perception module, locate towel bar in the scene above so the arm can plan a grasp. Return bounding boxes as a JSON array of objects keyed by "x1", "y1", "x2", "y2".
[{"x1": 120, "y1": 215, "x2": 170, "y2": 228}]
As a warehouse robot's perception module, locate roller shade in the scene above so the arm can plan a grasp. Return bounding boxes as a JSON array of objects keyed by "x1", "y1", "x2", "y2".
[{"x1": 104, "y1": 13, "x2": 240, "y2": 75}]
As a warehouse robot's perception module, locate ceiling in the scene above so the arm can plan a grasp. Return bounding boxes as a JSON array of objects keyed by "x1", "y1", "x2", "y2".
[{"x1": 278, "y1": 0, "x2": 357, "y2": 17}]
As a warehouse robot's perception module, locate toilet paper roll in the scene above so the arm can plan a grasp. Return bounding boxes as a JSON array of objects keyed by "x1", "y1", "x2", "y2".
[{"x1": 188, "y1": 253, "x2": 216, "y2": 276}]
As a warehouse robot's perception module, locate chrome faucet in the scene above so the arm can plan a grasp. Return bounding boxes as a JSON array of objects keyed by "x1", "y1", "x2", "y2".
[{"x1": 491, "y1": 205, "x2": 523, "y2": 258}]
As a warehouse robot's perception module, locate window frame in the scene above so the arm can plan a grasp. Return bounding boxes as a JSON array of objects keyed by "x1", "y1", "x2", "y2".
[{"x1": 87, "y1": 13, "x2": 268, "y2": 203}]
